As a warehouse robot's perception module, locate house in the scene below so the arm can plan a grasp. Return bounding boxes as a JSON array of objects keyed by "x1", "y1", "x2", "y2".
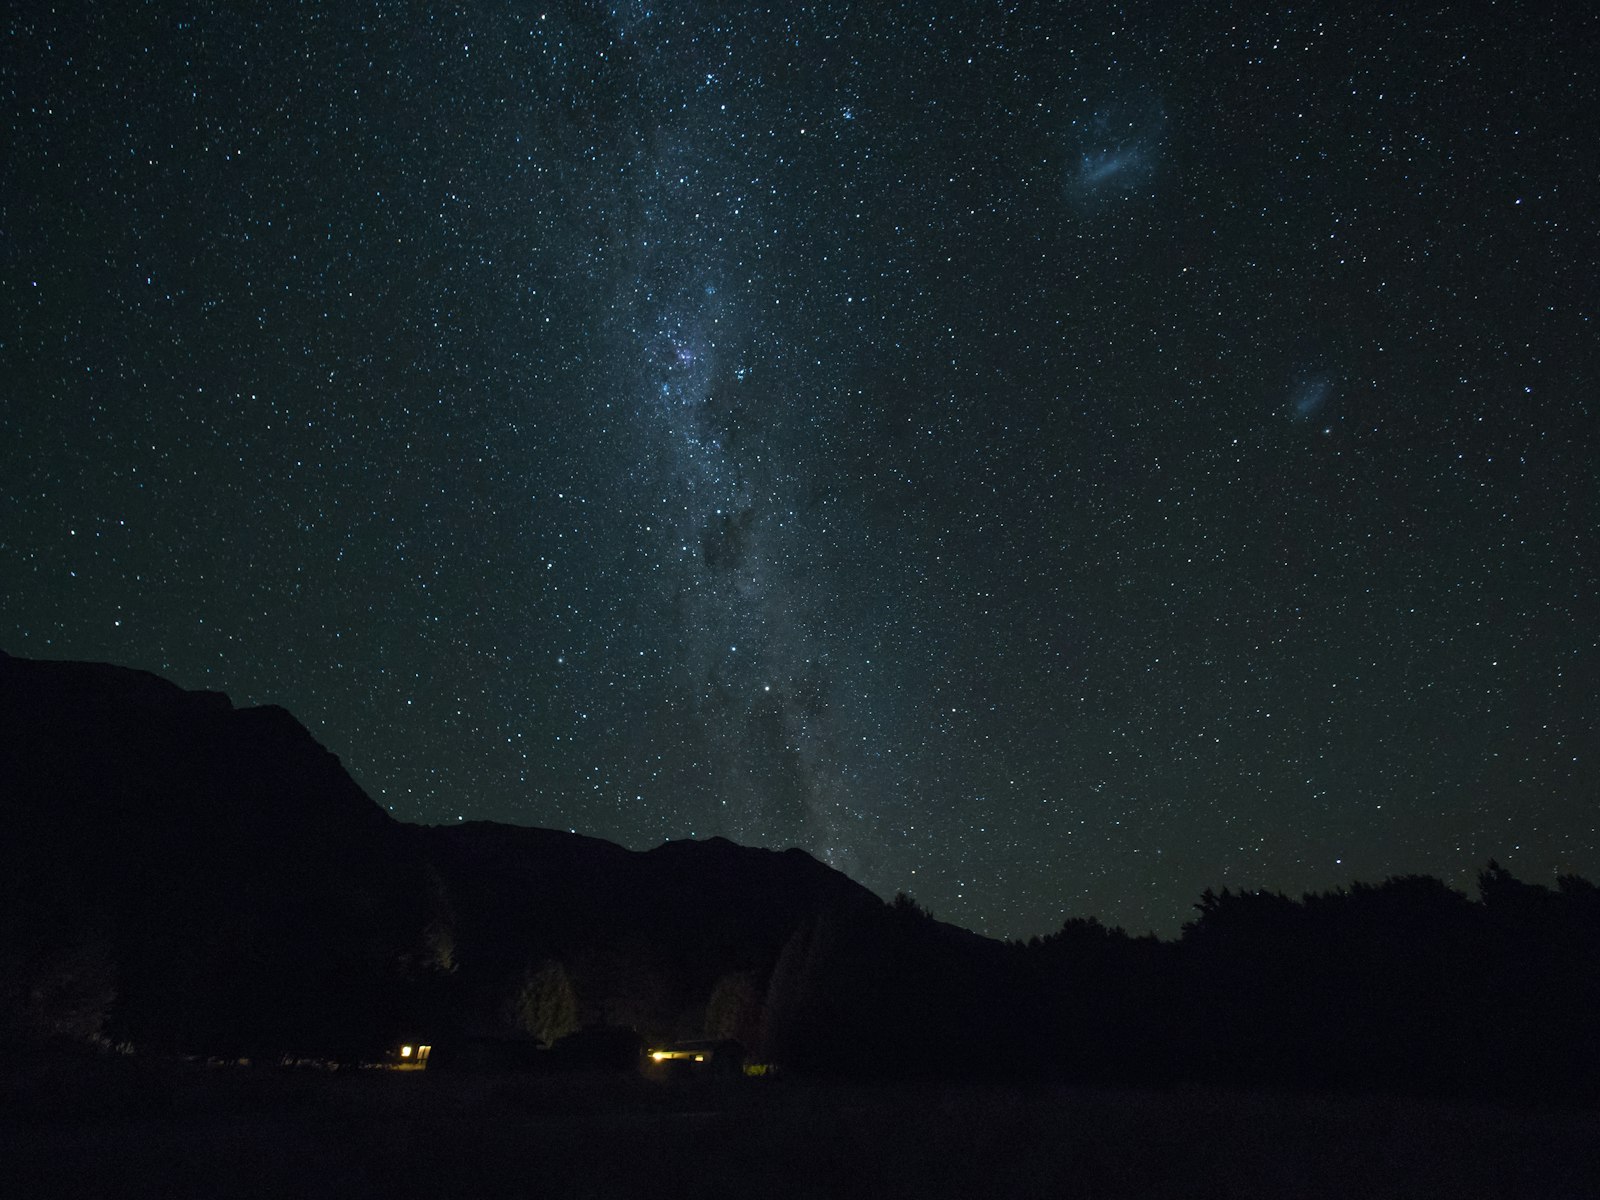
[{"x1": 645, "y1": 1038, "x2": 746, "y2": 1077}]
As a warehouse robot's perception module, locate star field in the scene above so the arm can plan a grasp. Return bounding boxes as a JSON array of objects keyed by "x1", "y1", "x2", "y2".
[{"x1": 4, "y1": 2, "x2": 1596, "y2": 936}]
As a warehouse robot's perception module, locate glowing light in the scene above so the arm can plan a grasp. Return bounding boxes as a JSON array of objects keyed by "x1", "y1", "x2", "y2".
[{"x1": 401, "y1": 1045, "x2": 412, "y2": 1058}]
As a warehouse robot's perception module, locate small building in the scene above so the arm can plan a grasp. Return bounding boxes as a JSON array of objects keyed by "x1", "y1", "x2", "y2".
[
  {"x1": 645, "y1": 1038, "x2": 746, "y2": 1077},
  {"x1": 391, "y1": 1043, "x2": 433, "y2": 1069}
]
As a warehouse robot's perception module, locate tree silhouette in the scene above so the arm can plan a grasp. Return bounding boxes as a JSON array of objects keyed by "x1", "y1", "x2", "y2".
[
  {"x1": 758, "y1": 917, "x2": 825, "y2": 1065},
  {"x1": 703, "y1": 969, "x2": 763, "y2": 1047},
  {"x1": 504, "y1": 959, "x2": 579, "y2": 1046}
]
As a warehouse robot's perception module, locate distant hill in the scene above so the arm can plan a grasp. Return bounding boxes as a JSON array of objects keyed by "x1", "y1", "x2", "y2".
[
  {"x1": 0, "y1": 651, "x2": 904, "y2": 1059},
  {"x1": 0, "y1": 650, "x2": 447, "y2": 1056},
  {"x1": 419, "y1": 821, "x2": 885, "y2": 1040}
]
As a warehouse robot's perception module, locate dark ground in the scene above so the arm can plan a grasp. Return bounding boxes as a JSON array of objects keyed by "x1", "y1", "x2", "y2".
[{"x1": 5, "y1": 1054, "x2": 1599, "y2": 1200}]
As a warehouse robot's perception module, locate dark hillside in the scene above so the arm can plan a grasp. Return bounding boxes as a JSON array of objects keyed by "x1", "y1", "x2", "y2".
[
  {"x1": 0, "y1": 652, "x2": 915, "y2": 1059},
  {"x1": 4, "y1": 651, "x2": 1598, "y2": 1108},
  {"x1": 0, "y1": 650, "x2": 448, "y2": 1057},
  {"x1": 420, "y1": 821, "x2": 885, "y2": 1040}
]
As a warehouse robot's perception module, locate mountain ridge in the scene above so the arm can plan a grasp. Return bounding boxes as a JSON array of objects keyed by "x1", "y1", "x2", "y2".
[
  {"x1": 10, "y1": 650, "x2": 1598, "y2": 1106},
  {"x1": 0, "y1": 650, "x2": 910, "y2": 1058}
]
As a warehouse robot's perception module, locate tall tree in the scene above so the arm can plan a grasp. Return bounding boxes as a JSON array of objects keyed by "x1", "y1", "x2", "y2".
[
  {"x1": 703, "y1": 970, "x2": 763, "y2": 1047},
  {"x1": 504, "y1": 959, "x2": 579, "y2": 1046}
]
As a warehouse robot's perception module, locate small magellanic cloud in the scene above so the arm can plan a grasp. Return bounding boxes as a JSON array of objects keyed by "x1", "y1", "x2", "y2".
[{"x1": 1290, "y1": 376, "x2": 1332, "y2": 421}]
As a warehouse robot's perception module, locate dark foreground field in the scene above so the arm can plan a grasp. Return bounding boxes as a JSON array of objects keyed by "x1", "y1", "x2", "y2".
[{"x1": 6, "y1": 1055, "x2": 1598, "y2": 1199}]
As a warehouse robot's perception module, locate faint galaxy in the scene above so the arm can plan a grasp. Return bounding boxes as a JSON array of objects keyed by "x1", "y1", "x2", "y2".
[{"x1": 3, "y1": 2, "x2": 1597, "y2": 936}]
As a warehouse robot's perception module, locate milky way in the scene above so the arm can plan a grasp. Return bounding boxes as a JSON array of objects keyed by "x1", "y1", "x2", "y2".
[{"x1": 4, "y1": 2, "x2": 1597, "y2": 936}]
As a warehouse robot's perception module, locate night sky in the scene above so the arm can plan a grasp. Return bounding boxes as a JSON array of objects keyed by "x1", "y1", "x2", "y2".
[{"x1": 5, "y1": 2, "x2": 1596, "y2": 938}]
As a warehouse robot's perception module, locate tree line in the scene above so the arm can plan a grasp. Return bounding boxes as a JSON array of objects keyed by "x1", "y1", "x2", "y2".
[{"x1": 7, "y1": 856, "x2": 1597, "y2": 1107}]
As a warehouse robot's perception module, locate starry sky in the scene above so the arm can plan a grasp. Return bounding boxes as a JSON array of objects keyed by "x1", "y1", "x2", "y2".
[{"x1": 5, "y1": 2, "x2": 1597, "y2": 938}]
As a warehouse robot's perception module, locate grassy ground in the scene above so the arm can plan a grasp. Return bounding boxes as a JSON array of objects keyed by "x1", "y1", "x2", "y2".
[{"x1": 5, "y1": 1054, "x2": 1598, "y2": 1199}]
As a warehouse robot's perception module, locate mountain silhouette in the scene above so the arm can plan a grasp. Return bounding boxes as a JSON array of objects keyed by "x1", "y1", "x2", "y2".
[
  {"x1": 7, "y1": 650, "x2": 1598, "y2": 1106},
  {"x1": 0, "y1": 651, "x2": 892, "y2": 1059},
  {"x1": 0, "y1": 650, "x2": 447, "y2": 1056}
]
